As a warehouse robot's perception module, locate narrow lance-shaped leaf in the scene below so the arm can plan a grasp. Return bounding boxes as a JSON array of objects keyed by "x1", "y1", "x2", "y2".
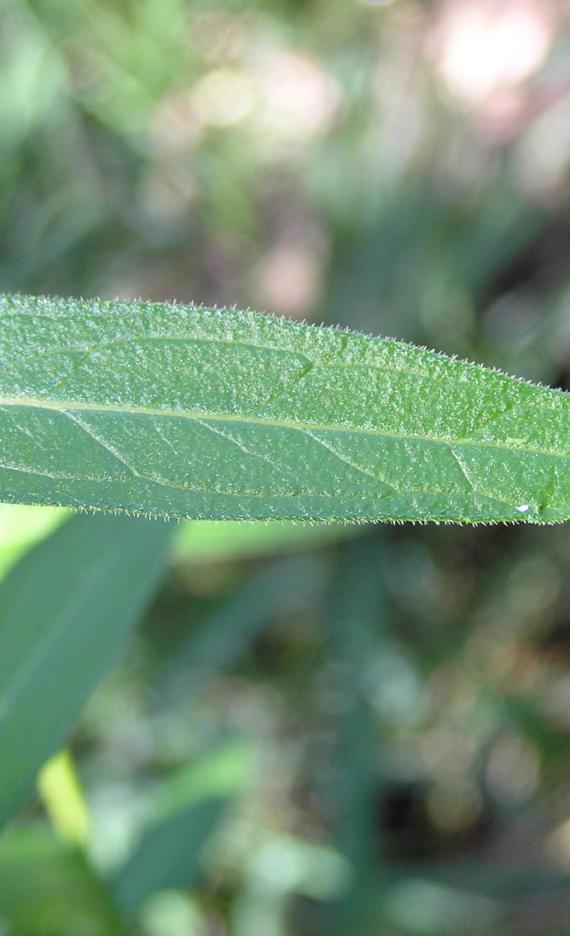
[
  {"x1": 0, "y1": 513, "x2": 173, "y2": 826},
  {"x1": 113, "y1": 740, "x2": 252, "y2": 912},
  {"x1": 0, "y1": 293, "x2": 568, "y2": 524}
]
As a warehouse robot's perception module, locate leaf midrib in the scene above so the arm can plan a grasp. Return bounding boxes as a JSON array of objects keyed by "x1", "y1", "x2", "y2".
[{"x1": 0, "y1": 394, "x2": 566, "y2": 461}]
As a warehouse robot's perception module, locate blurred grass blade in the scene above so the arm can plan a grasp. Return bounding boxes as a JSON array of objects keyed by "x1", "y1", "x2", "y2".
[
  {"x1": 161, "y1": 556, "x2": 324, "y2": 699},
  {"x1": 0, "y1": 829, "x2": 127, "y2": 936},
  {"x1": 38, "y1": 750, "x2": 90, "y2": 848},
  {"x1": 113, "y1": 742, "x2": 252, "y2": 912},
  {"x1": 114, "y1": 797, "x2": 226, "y2": 913},
  {"x1": 323, "y1": 537, "x2": 388, "y2": 935},
  {"x1": 1, "y1": 294, "x2": 569, "y2": 524},
  {"x1": 0, "y1": 513, "x2": 173, "y2": 827}
]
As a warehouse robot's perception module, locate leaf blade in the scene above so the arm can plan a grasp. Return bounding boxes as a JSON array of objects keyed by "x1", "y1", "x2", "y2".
[
  {"x1": 1, "y1": 293, "x2": 568, "y2": 524},
  {"x1": 0, "y1": 513, "x2": 173, "y2": 826}
]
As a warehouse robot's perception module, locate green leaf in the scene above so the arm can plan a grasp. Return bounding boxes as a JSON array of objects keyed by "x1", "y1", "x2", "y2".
[
  {"x1": 0, "y1": 513, "x2": 173, "y2": 827},
  {"x1": 114, "y1": 797, "x2": 226, "y2": 913},
  {"x1": 113, "y1": 741, "x2": 253, "y2": 912},
  {"x1": 1, "y1": 293, "x2": 568, "y2": 524},
  {"x1": 0, "y1": 504, "x2": 67, "y2": 578},
  {"x1": 0, "y1": 829, "x2": 128, "y2": 936},
  {"x1": 0, "y1": 829, "x2": 127, "y2": 936}
]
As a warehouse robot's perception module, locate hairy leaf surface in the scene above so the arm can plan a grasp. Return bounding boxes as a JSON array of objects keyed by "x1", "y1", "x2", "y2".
[{"x1": 0, "y1": 294, "x2": 568, "y2": 523}]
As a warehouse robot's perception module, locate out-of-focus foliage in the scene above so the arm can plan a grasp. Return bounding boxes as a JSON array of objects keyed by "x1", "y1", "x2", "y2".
[
  {"x1": 0, "y1": 513, "x2": 173, "y2": 827},
  {"x1": 0, "y1": 0, "x2": 569, "y2": 933}
]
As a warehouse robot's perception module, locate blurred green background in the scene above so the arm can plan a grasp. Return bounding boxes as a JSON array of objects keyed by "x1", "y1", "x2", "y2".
[{"x1": 1, "y1": 0, "x2": 570, "y2": 933}]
